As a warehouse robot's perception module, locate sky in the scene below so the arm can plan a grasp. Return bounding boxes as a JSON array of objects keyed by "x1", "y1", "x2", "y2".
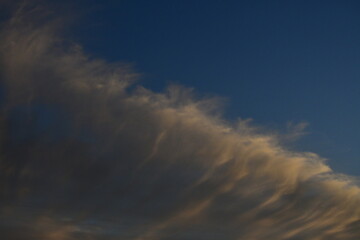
[
  {"x1": 71, "y1": 0, "x2": 360, "y2": 176},
  {"x1": 0, "y1": 1, "x2": 360, "y2": 240}
]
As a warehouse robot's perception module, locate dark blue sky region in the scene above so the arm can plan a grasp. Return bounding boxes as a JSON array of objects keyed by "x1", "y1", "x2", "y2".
[{"x1": 65, "y1": 0, "x2": 360, "y2": 175}]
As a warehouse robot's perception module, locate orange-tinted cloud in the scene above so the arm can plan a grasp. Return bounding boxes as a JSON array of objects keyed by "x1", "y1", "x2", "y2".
[{"x1": 0, "y1": 3, "x2": 359, "y2": 240}]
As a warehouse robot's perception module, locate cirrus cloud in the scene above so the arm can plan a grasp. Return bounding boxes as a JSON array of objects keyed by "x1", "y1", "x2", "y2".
[{"x1": 0, "y1": 3, "x2": 359, "y2": 240}]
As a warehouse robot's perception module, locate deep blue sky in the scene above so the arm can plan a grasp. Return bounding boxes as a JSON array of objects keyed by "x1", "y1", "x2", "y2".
[{"x1": 65, "y1": 0, "x2": 360, "y2": 176}]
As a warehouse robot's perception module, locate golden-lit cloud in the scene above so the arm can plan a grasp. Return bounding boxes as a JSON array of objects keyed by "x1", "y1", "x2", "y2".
[{"x1": 0, "y1": 3, "x2": 359, "y2": 240}]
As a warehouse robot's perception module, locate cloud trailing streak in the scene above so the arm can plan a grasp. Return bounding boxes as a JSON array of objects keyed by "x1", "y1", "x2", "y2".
[{"x1": 0, "y1": 3, "x2": 359, "y2": 240}]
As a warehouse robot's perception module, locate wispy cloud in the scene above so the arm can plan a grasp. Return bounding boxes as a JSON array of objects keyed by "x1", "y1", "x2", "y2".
[{"x1": 0, "y1": 3, "x2": 359, "y2": 240}]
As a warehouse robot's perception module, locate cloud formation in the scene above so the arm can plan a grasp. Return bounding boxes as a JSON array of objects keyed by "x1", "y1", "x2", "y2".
[{"x1": 0, "y1": 3, "x2": 359, "y2": 240}]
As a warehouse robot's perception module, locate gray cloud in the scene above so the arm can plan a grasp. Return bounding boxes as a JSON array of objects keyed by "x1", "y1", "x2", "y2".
[{"x1": 0, "y1": 3, "x2": 359, "y2": 240}]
